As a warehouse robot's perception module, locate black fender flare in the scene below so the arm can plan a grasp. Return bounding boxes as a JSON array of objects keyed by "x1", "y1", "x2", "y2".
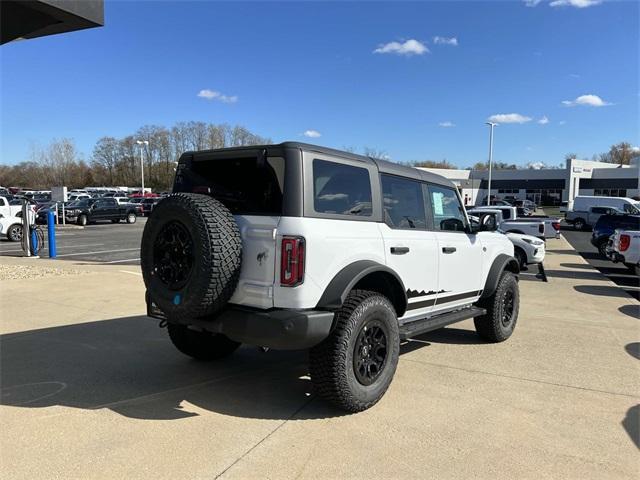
[
  {"x1": 315, "y1": 260, "x2": 407, "y2": 314},
  {"x1": 480, "y1": 254, "x2": 520, "y2": 300}
]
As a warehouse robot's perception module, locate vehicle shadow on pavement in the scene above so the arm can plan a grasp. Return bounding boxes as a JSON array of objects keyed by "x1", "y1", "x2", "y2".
[
  {"x1": 625, "y1": 342, "x2": 640, "y2": 360},
  {"x1": 0, "y1": 316, "x2": 480, "y2": 421},
  {"x1": 622, "y1": 405, "x2": 639, "y2": 450},
  {"x1": 573, "y1": 285, "x2": 635, "y2": 298},
  {"x1": 544, "y1": 269, "x2": 609, "y2": 281},
  {"x1": 619, "y1": 305, "x2": 640, "y2": 319},
  {"x1": 0, "y1": 316, "x2": 339, "y2": 421}
]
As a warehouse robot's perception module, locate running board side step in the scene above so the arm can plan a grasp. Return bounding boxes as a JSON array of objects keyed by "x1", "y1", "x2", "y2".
[{"x1": 399, "y1": 306, "x2": 486, "y2": 340}]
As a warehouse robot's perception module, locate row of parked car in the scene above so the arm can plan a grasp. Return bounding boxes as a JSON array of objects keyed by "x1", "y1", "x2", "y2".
[{"x1": 35, "y1": 196, "x2": 163, "y2": 225}]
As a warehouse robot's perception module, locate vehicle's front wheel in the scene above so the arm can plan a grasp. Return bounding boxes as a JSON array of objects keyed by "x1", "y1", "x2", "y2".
[
  {"x1": 597, "y1": 241, "x2": 608, "y2": 257},
  {"x1": 167, "y1": 323, "x2": 240, "y2": 361},
  {"x1": 77, "y1": 214, "x2": 88, "y2": 226},
  {"x1": 309, "y1": 290, "x2": 400, "y2": 413},
  {"x1": 474, "y1": 271, "x2": 519, "y2": 342},
  {"x1": 514, "y1": 247, "x2": 527, "y2": 270},
  {"x1": 7, "y1": 224, "x2": 22, "y2": 242},
  {"x1": 126, "y1": 213, "x2": 136, "y2": 224}
]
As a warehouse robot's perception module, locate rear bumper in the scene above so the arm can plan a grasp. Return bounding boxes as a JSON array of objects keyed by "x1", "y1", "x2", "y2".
[{"x1": 147, "y1": 294, "x2": 334, "y2": 350}]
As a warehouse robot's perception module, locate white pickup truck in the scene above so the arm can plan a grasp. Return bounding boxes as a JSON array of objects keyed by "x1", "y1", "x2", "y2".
[
  {"x1": 471, "y1": 205, "x2": 560, "y2": 239},
  {"x1": 607, "y1": 229, "x2": 640, "y2": 276},
  {"x1": 0, "y1": 196, "x2": 26, "y2": 218}
]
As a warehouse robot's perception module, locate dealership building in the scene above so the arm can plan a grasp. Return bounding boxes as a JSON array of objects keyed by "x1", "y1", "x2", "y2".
[{"x1": 419, "y1": 158, "x2": 640, "y2": 207}]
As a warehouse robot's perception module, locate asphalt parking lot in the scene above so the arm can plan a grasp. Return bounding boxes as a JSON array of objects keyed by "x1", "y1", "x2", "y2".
[
  {"x1": 0, "y1": 218, "x2": 146, "y2": 265},
  {"x1": 562, "y1": 226, "x2": 639, "y2": 301}
]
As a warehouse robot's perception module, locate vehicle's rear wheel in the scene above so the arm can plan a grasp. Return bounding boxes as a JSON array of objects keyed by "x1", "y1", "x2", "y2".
[
  {"x1": 126, "y1": 213, "x2": 136, "y2": 224},
  {"x1": 573, "y1": 218, "x2": 586, "y2": 231},
  {"x1": 7, "y1": 224, "x2": 22, "y2": 242},
  {"x1": 78, "y1": 214, "x2": 88, "y2": 226},
  {"x1": 167, "y1": 323, "x2": 240, "y2": 361},
  {"x1": 474, "y1": 271, "x2": 519, "y2": 343},
  {"x1": 309, "y1": 290, "x2": 400, "y2": 412},
  {"x1": 140, "y1": 193, "x2": 242, "y2": 321}
]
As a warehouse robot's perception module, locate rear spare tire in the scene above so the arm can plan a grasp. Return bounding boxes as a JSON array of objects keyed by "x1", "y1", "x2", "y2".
[{"x1": 140, "y1": 193, "x2": 242, "y2": 320}]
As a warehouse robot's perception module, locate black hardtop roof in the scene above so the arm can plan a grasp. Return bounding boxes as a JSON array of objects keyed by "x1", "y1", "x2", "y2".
[{"x1": 186, "y1": 142, "x2": 453, "y2": 188}]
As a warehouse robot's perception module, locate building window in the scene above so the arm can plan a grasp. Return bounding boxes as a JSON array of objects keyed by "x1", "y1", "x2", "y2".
[{"x1": 594, "y1": 189, "x2": 627, "y2": 197}]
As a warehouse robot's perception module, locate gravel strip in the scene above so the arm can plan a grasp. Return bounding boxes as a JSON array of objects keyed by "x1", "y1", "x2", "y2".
[{"x1": 0, "y1": 264, "x2": 89, "y2": 281}]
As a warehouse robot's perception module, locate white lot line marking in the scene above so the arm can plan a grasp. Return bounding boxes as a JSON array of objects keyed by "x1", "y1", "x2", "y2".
[
  {"x1": 0, "y1": 243, "x2": 106, "y2": 253},
  {"x1": 119, "y1": 269, "x2": 142, "y2": 276},
  {"x1": 103, "y1": 257, "x2": 140, "y2": 264},
  {"x1": 56, "y1": 248, "x2": 140, "y2": 257}
]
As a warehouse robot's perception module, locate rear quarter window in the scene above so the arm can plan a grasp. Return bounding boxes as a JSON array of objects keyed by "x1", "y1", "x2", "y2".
[{"x1": 312, "y1": 159, "x2": 372, "y2": 216}]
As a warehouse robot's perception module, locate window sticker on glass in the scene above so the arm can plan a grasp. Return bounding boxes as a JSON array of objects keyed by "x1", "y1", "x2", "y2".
[{"x1": 432, "y1": 192, "x2": 444, "y2": 216}]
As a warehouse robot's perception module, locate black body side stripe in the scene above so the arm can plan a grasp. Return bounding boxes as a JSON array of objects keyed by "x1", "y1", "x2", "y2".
[{"x1": 407, "y1": 290, "x2": 482, "y2": 311}]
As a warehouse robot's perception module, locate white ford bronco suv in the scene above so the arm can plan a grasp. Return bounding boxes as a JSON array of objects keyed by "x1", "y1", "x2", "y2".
[{"x1": 141, "y1": 143, "x2": 520, "y2": 412}]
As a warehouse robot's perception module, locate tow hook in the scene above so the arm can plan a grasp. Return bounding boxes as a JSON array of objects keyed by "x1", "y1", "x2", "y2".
[{"x1": 158, "y1": 319, "x2": 168, "y2": 329}]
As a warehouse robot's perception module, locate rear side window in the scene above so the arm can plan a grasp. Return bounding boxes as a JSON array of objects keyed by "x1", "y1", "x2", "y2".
[
  {"x1": 592, "y1": 207, "x2": 606, "y2": 214},
  {"x1": 313, "y1": 160, "x2": 372, "y2": 216},
  {"x1": 428, "y1": 185, "x2": 467, "y2": 232},
  {"x1": 177, "y1": 156, "x2": 285, "y2": 215},
  {"x1": 381, "y1": 174, "x2": 426, "y2": 229}
]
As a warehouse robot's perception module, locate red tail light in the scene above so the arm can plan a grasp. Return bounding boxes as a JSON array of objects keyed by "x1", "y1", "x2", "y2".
[
  {"x1": 619, "y1": 234, "x2": 631, "y2": 252},
  {"x1": 552, "y1": 221, "x2": 561, "y2": 231},
  {"x1": 280, "y1": 236, "x2": 305, "y2": 287},
  {"x1": 538, "y1": 223, "x2": 545, "y2": 234}
]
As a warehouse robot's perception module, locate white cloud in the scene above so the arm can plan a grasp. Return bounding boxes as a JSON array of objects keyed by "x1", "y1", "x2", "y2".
[
  {"x1": 373, "y1": 39, "x2": 429, "y2": 56},
  {"x1": 537, "y1": 116, "x2": 549, "y2": 125},
  {"x1": 438, "y1": 121, "x2": 456, "y2": 128},
  {"x1": 197, "y1": 89, "x2": 238, "y2": 103},
  {"x1": 559, "y1": 120, "x2": 567, "y2": 125},
  {"x1": 303, "y1": 130, "x2": 322, "y2": 138},
  {"x1": 562, "y1": 94, "x2": 611, "y2": 107},
  {"x1": 487, "y1": 113, "x2": 532, "y2": 124},
  {"x1": 550, "y1": 0, "x2": 602, "y2": 8},
  {"x1": 630, "y1": 146, "x2": 640, "y2": 153},
  {"x1": 524, "y1": 0, "x2": 601, "y2": 7},
  {"x1": 433, "y1": 36, "x2": 458, "y2": 46},
  {"x1": 528, "y1": 161, "x2": 547, "y2": 169}
]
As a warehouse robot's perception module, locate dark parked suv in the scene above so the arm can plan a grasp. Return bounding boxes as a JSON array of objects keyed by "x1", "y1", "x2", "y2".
[{"x1": 591, "y1": 214, "x2": 640, "y2": 256}]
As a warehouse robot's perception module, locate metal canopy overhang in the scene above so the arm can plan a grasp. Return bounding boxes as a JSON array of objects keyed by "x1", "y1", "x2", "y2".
[{"x1": 1, "y1": 0, "x2": 104, "y2": 45}]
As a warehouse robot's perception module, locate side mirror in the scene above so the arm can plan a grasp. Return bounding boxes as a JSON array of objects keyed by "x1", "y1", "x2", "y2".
[{"x1": 480, "y1": 213, "x2": 498, "y2": 232}]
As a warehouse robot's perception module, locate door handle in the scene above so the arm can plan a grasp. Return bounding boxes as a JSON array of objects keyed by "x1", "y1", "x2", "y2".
[
  {"x1": 442, "y1": 247, "x2": 457, "y2": 254},
  {"x1": 390, "y1": 247, "x2": 410, "y2": 255}
]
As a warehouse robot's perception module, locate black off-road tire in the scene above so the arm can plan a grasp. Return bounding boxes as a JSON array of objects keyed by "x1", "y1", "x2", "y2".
[
  {"x1": 140, "y1": 193, "x2": 241, "y2": 320},
  {"x1": 167, "y1": 323, "x2": 240, "y2": 361},
  {"x1": 309, "y1": 290, "x2": 400, "y2": 413},
  {"x1": 7, "y1": 224, "x2": 22, "y2": 242},
  {"x1": 474, "y1": 271, "x2": 519, "y2": 343}
]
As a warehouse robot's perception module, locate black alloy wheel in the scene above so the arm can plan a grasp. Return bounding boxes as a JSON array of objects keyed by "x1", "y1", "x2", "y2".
[
  {"x1": 353, "y1": 320, "x2": 389, "y2": 386},
  {"x1": 153, "y1": 220, "x2": 194, "y2": 290}
]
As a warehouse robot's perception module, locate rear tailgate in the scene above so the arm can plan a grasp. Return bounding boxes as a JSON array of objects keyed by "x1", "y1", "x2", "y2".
[{"x1": 227, "y1": 215, "x2": 279, "y2": 309}]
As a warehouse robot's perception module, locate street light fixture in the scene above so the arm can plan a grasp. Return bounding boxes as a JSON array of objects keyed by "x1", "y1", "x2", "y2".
[
  {"x1": 136, "y1": 140, "x2": 149, "y2": 196},
  {"x1": 485, "y1": 122, "x2": 497, "y2": 206}
]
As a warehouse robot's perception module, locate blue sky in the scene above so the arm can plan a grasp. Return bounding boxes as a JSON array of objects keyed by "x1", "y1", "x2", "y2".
[{"x1": 1, "y1": 0, "x2": 638, "y2": 168}]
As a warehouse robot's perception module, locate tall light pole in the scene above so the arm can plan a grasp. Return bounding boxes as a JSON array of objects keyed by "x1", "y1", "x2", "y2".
[
  {"x1": 485, "y1": 122, "x2": 497, "y2": 205},
  {"x1": 136, "y1": 140, "x2": 149, "y2": 195}
]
